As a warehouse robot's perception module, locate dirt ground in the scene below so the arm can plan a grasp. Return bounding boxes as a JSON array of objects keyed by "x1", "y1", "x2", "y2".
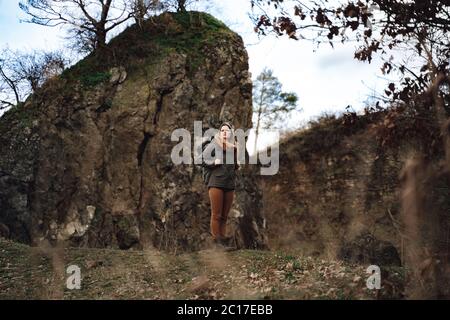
[{"x1": 0, "y1": 238, "x2": 405, "y2": 299}]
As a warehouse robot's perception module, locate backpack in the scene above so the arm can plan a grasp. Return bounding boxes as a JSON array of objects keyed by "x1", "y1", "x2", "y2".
[
  {"x1": 202, "y1": 165, "x2": 212, "y2": 186},
  {"x1": 200, "y1": 137, "x2": 215, "y2": 185}
]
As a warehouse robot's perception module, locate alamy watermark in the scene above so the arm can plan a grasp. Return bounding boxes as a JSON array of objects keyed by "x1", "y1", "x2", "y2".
[
  {"x1": 66, "y1": 264, "x2": 81, "y2": 290},
  {"x1": 366, "y1": 265, "x2": 381, "y2": 290},
  {"x1": 170, "y1": 120, "x2": 279, "y2": 175}
]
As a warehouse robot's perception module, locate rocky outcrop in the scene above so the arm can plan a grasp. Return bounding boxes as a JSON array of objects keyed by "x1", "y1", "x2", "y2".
[
  {"x1": 261, "y1": 107, "x2": 450, "y2": 269},
  {"x1": 0, "y1": 11, "x2": 267, "y2": 251}
]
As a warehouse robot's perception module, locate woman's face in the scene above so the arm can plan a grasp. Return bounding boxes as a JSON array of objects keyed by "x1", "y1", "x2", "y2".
[{"x1": 220, "y1": 125, "x2": 231, "y2": 140}]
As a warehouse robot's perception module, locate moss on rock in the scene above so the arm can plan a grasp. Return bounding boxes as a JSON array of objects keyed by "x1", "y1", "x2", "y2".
[{"x1": 60, "y1": 11, "x2": 235, "y2": 88}]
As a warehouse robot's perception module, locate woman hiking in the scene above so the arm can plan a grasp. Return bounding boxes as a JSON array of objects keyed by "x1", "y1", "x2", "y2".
[{"x1": 202, "y1": 121, "x2": 241, "y2": 251}]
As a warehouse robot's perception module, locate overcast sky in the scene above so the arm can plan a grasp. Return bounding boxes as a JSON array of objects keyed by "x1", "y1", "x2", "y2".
[{"x1": 0, "y1": 0, "x2": 400, "y2": 152}]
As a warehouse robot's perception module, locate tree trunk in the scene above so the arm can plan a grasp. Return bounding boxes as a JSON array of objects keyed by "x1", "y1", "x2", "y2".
[
  {"x1": 254, "y1": 107, "x2": 262, "y2": 156},
  {"x1": 178, "y1": 0, "x2": 187, "y2": 12},
  {"x1": 253, "y1": 80, "x2": 266, "y2": 155},
  {"x1": 135, "y1": 0, "x2": 146, "y2": 29},
  {"x1": 95, "y1": 28, "x2": 107, "y2": 53}
]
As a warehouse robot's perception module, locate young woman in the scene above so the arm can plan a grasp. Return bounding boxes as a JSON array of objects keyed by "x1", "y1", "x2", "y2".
[{"x1": 202, "y1": 121, "x2": 241, "y2": 251}]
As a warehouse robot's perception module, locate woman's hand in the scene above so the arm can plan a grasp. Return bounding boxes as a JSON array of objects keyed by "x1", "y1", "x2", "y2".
[{"x1": 214, "y1": 158, "x2": 222, "y2": 165}]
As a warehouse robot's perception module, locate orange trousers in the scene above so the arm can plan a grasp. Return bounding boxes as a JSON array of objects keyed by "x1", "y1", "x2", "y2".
[{"x1": 208, "y1": 187, "x2": 234, "y2": 240}]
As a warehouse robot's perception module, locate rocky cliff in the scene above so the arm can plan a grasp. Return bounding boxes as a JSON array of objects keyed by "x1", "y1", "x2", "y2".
[
  {"x1": 0, "y1": 11, "x2": 267, "y2": 251},
  {"x1": 261, "y1": 104, "x2": 450, "y2": 273}
]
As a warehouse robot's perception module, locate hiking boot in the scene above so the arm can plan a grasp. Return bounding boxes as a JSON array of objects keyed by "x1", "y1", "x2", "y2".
[
  {"x1": 212, "y1": 237, "x2": 236, "y2": 252},
  {"x1": 217, "y1": 237, "x2": 237, "y2": 252},
  {"x1": 220, "y1": 236, "x2": 233, "y2": 246}
]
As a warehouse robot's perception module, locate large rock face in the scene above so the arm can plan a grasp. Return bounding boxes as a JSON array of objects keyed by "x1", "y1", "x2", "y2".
[{"x1": 0, "y1": 11, "x2": 267, "y2": 251}]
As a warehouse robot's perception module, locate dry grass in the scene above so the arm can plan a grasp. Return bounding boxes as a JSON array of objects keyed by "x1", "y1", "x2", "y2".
[{"x1": 0, "y1": 238, "x2": 405, "y2": 300}]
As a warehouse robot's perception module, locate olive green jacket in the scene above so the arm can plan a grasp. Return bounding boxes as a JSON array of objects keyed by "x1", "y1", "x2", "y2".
[{"x1": 202, "y1": 139, "x2": 240, "y2": 190}]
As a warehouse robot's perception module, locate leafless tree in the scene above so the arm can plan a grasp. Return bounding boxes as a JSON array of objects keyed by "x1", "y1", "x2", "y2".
[
  {"x1": 19, "y1": 0, "x2": 135, "y2": 52},
  {"x1": 163, "y1": 0, "x2": 199, "y2": 12},
  {"x1": 132, "y1": 0, "x2": 166, "y2": 29},
  {"x1": 0, "y1": 47, "x2": 68, "y2": 110}
]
